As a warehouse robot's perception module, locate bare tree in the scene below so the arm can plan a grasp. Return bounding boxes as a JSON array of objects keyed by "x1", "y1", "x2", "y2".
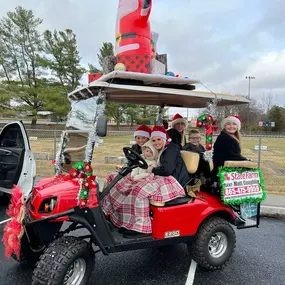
[{"x1": 261, "y1": 91, "x2": 276, "y2": 115}]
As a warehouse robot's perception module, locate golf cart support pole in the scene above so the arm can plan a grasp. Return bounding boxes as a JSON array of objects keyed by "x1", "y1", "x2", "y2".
[{"x1": 156, "y1": 104, "x2": 165, "y2": 126}]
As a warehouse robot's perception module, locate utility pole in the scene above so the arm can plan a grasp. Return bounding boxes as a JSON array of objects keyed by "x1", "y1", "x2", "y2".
[
  {"x1": 245, "y1": 76, "x2": 255, "y2": 130},
  {"x1": 245, "y1": 76, "x2": 255, "y2": 99}
]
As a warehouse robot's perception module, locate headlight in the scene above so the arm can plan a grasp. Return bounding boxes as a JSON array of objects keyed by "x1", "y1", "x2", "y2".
[{"x1": 39, "y1": 197, "x2": 57, "y2": 213}]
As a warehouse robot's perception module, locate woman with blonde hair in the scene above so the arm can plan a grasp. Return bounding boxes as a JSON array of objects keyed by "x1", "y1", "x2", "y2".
[
  {"x1": 167, "y1": 113, "x2": 187, "y2": 148},
  {"x1": 213, "y1": 115, "x2": 247, "y2": 170}
]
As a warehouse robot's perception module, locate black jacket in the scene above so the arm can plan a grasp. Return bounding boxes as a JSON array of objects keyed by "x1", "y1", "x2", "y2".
[
  {"x1": 131, "y1": 144, "x2": 142, "y2": 155},
  {"x1": 167, "y1": 128, "x2": 186, "y2": 149},
  {"x1": 152, "y1": 143, "x2": 190, "y2": 187},
  {"x1": 183, "y1": 143, "x2": 205, "y2": 154},
  {"x1": 213, "y1": 131, "x2": 247, "y2": 169}
]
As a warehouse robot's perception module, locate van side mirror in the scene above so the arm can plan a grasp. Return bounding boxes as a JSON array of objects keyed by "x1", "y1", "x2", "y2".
[{"x1": 96, "y1": 115, "x2": 107, "y2": 137}]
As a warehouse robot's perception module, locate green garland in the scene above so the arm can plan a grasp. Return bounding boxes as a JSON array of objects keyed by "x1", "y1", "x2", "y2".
[{"x1": 218, "y1": 167, "x2": 266, "y2": 205}]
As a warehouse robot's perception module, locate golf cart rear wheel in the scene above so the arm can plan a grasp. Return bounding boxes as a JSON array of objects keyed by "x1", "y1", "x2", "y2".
[
  {"x1": 191, "y1": 217, "x2": 236, "y2": 270},
  {"x1": 32, "y1": 236, "x2": 94, "y2": 285}
]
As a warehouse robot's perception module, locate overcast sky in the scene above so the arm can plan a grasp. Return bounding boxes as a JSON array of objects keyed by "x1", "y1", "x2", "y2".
[{"x1": 1, "y1": 0, "x2": 285, "y2": 117}]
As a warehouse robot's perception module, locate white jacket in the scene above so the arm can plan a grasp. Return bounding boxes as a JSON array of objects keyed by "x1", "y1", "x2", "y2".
[{"x1": 131, "y1": 141, "x2": 158, "y2": 181}]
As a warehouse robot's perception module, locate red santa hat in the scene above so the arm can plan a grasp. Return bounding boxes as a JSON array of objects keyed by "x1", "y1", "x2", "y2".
[
  {"x1": 151, "y1": 126, "x2": 171, "y2": 141},
  {"x1": 221, "y1": 115, "x2": 242, "y2": 131},
  {"x1": 134, "y1": 124, "x2": 151, "y2": 138},
  {"x1": 171, "y1": 113, "x2": 187, "y2": 127}
]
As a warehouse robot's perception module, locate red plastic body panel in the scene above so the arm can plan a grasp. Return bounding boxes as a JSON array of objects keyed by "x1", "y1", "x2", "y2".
[
  {"x1": 151, "y1": 192, "x2": 235, "y2": 239},
  {"x1": 29, "y1": 175, "x2": 99, "y2": 222}
]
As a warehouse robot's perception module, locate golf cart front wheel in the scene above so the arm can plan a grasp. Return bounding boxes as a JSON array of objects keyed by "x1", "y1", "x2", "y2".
[
  {"x1": 32, "y1": 236, "x2": 94, "y2": 285},
  {"x1": 191, "y1": 217, "x2": 236, "y2": 270}
]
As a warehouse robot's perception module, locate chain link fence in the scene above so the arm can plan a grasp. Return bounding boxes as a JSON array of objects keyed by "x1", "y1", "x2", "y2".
[{"x1": 14, "y1": 130, "x2": 285, "y2": 194}]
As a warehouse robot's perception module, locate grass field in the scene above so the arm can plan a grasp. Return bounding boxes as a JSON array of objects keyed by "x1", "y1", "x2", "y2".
[{"x1": 30, "y1": 135, "x2": 285, "y2": 194}]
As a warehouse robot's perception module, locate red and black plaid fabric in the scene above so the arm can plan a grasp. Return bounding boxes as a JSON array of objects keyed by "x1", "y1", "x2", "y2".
[
  {"x1": 116, "y1": 54, "x2": 151, "y2": 73},
  {"x1": 102, "y1": 172, "x2": 185, "y2": 233}
]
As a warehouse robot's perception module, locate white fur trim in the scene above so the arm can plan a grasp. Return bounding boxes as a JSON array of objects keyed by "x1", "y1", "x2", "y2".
[
  {"x1": 141, "y1": 141, "x2": 158, "y2": 160},
  {"x1": 151, "y1": 131, "x2": 167, "y2": 140},
  {"x1": 134, "y1": 130, "x2": 150, "y2": 138},
  {"x1": 221, "y1": 116, "x2": 241, "y2": 131},
  {"x1": 171, "y1": 117, "x2": 187, "y2": 127}
]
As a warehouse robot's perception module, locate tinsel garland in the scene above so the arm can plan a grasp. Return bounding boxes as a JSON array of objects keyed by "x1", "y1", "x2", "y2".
[
  {"x1": 55, "y1": 109, "x2": 72, "y2": 175},
  {"x1": 85, "y1": 90, "x2": 106, "y2": 162},
  {"x1": 218, "y1": 167, "x2": 266, "y2": 205},
  {"x1": 55, "y1": 131, "x2": 68, "y2": 175},
  {"x1": 2, "y1": 186, "x2": 25, "y2": 259},
  {"x1": 69, "y1": 161, "x2": 96, "y2": 208},
  {"x1": 196, "y1": 113, "x2": 217, "y2": 161}
]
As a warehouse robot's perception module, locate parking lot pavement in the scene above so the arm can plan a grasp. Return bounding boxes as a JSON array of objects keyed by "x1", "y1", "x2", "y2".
[{"x1": 0, "y1": 201, "x2": 284, "y2": 285}]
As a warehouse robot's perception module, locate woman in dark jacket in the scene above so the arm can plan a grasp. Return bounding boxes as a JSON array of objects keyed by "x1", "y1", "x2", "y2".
[
  {"x1": 150, "y1": 126, "x2": 190, "y2": 187},
  {"x1": 213, "y1": 115, "x2": 249, "y2": 223},
  {"x1": 167, "y1": 113, "x2": 187, "y2": 148},
  {"x1": 213, "y1": 115, "x2": 247, "y2": 171}
]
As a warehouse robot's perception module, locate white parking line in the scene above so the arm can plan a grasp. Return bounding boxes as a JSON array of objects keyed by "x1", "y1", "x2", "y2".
[
  {"x1": 0, "y1": 218, "x2": 12, "y2": 225},
  {"x1": 185, "y1": 259, "x2": 197, "y2": 285}
]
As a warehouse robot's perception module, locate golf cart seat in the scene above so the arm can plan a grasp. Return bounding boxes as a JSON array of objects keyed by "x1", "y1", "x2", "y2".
[
  {"x1": 180, "y1": 151, "x2": 200, "y2": 174},
  {"x1": 224, "y1": 160, "x2": 258, "y2": 168}
]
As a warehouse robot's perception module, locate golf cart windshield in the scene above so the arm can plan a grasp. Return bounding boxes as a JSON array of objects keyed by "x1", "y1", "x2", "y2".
[{"x1": 57, "y1": 96, "x2": 104, "y2": 173}]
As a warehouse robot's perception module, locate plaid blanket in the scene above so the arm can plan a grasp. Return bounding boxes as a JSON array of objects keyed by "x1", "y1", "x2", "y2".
[{"x1": 102, "y1": 172, "x2": 185, "y2": 233}]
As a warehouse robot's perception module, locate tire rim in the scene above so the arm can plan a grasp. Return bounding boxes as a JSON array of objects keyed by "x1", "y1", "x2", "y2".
[
  {"x1": 64, "y1": 258, "x2": 86, "y2": 285},
  {"x1": 208, "y1": 232, "x2": 228, "y2": 258}
]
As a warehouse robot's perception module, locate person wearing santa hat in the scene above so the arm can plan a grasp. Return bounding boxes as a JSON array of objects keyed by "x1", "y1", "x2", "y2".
[
  {"x1": 132, "y1": 124, "x2": 152, "y2": 154},
  {"x1": 149, "y1": 125, "x2": 190, "y2": 187},
  {"x1": 213, "y1": 115, "x2": 250, "y2": 223},
  {"x1": 167, "y1": 113, "x2": 187, "y2": 148},
  {"x1": 102, "y1": 125, "x2": 187, "y2": 239},
  {"x1": 213, "y1": 115, "x2": 248, "y2": 171}
]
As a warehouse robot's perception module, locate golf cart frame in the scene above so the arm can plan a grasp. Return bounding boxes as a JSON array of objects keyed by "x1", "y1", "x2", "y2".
[{"x1": 10, "y1": 72, "x2": 261, "y2": 284}]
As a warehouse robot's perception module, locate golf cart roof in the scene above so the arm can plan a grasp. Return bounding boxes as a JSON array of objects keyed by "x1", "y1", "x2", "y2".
[{"x1": 68, "y1": 71, "x2": 249, "y2": 108}]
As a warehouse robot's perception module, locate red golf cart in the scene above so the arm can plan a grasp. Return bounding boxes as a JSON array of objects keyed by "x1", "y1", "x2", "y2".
[{"x1": 5, "y1": 72, "x2": 261, "y2": 285}]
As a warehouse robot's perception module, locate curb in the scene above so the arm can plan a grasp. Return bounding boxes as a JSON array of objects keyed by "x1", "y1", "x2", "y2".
[{"x1": 260, "y1": 205, "x2": 285, "y2": 220}]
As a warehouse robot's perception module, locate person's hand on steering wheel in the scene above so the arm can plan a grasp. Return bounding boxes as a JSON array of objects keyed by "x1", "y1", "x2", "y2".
[{"x1": 123, "y1": 147, "x2": 148, "y2": 169}]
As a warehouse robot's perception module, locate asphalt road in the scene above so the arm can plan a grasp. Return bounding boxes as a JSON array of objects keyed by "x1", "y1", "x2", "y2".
[{"x1": 0, "y1": 200, "x2": 284, "y2": 285}]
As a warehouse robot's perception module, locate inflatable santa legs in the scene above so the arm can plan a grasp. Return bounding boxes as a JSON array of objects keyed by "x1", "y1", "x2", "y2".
[{"x1": 115, "y1": 0, "x2": 153, "y2": 73}]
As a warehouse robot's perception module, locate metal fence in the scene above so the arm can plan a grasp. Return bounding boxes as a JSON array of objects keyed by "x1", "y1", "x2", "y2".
[{"x1": 16, "y1": 129, "x2": 285, "y2": 194}]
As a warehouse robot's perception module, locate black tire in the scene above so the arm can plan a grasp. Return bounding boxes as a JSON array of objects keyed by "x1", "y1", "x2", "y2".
[
  {"x1": 32, "y1": 236, "x2": 94, "y2": 285},
  {"x1": 191, "y1": 217, "x2": 236, "y2": 270},
  {"x1": 11, "y1": 233, "x2": 42, "y2": 268}
]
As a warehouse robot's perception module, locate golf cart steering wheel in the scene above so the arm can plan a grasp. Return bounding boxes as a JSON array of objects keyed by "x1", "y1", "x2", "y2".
[{"x1": 123, "y1": 147, "x2": 148, "y2": 169}]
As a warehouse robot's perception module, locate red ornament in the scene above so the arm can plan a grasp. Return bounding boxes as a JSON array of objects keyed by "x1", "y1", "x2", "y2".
[
  {"x1": 206, "y1": 142, "x2": 212, "y2": 150},
  {"x1": 79, "y1": 199, "x2": 88, "y2": 208},
  {"x1": 78, "y1": 172, "x2": 87, "y2": 179},
  {"x1": 206, "y1": 115, "x2": 213, "y2": 122},
  {"x1": 69, "y1": 168, "x2": 78, "y2": 178}
]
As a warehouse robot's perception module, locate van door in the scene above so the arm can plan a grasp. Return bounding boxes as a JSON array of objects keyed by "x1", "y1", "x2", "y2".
[{"x1": 0, "y1": 121, "x2": 36, "y2": 198}]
